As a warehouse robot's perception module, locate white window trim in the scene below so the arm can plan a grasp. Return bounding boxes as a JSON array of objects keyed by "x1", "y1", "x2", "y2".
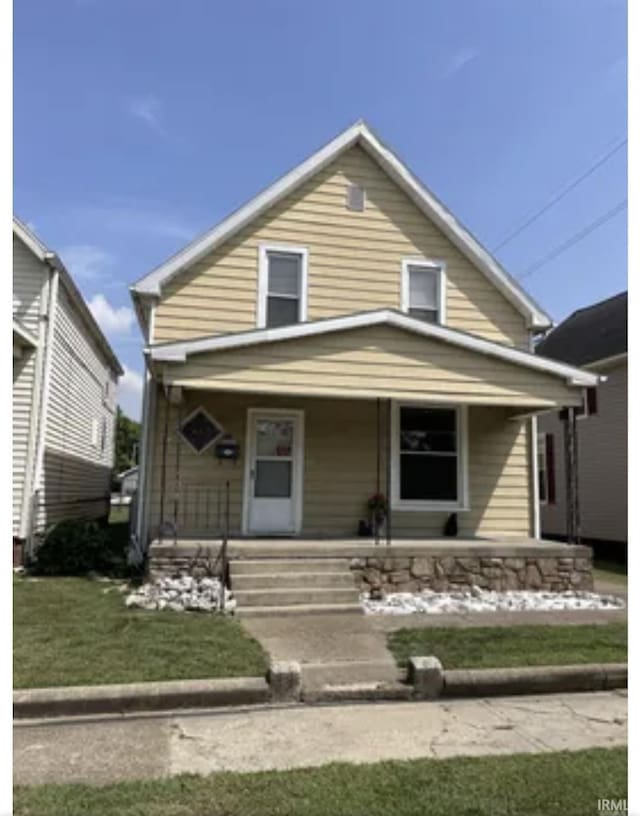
[
  {"x1": 391, "y1": 401, "x2": 468, "y2": 512},
  {"x1": 401, "y1": 258, "x2": 447, "y2": 325},
  {"x1": 178, "y1": 406, "x2": 225, "y2": 455},
  {"x1": 257, "y1": 244, "x2": 309, "y2": 329}
]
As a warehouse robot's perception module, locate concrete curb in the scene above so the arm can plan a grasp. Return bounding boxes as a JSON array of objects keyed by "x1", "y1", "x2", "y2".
[
  {"x1": 13, "y1": 676, "x2": 270, "y2": 719},
  {"x1": 441, "y1": 663, "x2": 627, "y2": 698},
  {"x1": 13, "y1": 662, "x2": 628, "y2": 719}
]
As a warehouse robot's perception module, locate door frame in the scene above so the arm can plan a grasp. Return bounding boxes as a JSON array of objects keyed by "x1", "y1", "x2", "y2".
[{"x1": 241, "y1": 407, "x2": 305, "y2": 536}]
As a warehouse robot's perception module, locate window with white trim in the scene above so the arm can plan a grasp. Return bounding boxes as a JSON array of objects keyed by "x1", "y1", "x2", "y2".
[
  {"x1": 258, "y1": 246, "x2": 308, "y2": 329},
  {"x1": 401, "y1": 261, "x2": 445, "y2": 324},
  {"x1": 393, "y1": 404, "x2": 466, "y2": 508}
]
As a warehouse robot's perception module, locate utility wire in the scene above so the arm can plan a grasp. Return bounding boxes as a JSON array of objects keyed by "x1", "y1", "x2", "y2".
[
  {"x1": 517, "y1": 199, "x2": 627, "y2": 281},
  {"x1": 492, "y1": 137, "x2": 627, "y2": 252}
]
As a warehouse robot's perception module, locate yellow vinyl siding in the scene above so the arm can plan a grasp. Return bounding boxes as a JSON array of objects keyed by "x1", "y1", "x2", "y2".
[
  {"x1": 147, "y1": 392, "x2": 531, "y2": 539},
  {"x1": 161, "y1": 325, "x2": 581, "y2": 408},
  {"x1": 154, "y1": 145, "x2": 529, "y2": 347}
]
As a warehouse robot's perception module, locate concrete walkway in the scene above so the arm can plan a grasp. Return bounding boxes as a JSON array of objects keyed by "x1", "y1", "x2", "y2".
[
  {"x1": 242, "y1": 612, "x2": 400, "y2": 688},
  {"x1": 14, "y1": 690, "x2": 627, "y2": 786}
]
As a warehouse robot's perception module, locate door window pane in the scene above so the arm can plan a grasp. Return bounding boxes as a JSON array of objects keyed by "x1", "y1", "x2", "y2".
[
  {"x1": 256, "y1": 420, "x2": 293, "y2": 457},
  {"x1": 255, "y1": 460, "x2": 292, "y2": 497}
]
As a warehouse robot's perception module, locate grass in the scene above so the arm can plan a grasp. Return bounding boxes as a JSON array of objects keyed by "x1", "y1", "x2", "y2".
[
  {"x1": 13, "y1": 576, "x2": 268, "y2": 688},
  {"x1": 13, "y1": 747, "x2": 627, "y2": 816},
  {"x1": 594, "y1": 559, "x2": 628, "y2": 586},
  {"x1": 388, "y1": 623, "x2": 627, "y2": 670}
]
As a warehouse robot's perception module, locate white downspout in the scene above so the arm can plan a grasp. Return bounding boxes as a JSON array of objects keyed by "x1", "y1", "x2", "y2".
[{"x1": 28, "y1": 262, "x2": 60, "y2": 544}]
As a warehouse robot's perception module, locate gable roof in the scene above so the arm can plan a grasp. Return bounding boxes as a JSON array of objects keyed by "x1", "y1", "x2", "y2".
[
  {"x1": 13, "y1": 217, "x2": 124, "y2": 376},
  {"x1": 131, "y1": 121, "x2": 551, "y2": 330},
  {"x1": 150, "y1": 308, "x2": 597, "y2": 387},
  {"x1": 536, "y1": 292, "x2": 627, "y2": 367}
]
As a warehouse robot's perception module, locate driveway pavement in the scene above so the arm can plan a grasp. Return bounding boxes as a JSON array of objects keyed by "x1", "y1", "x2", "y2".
[{"x1": 14, "y1": 690, "x2": 627, "y2": 786}]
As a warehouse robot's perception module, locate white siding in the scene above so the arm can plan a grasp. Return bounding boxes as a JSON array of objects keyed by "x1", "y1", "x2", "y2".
[
  {"x1": 12, "y1": 237, "x2": 46, "y2": 537},
  {"x1": 539, "y1": 359, "x2": 627, "y2": 544},
  {"x1": 35, "y1": 282, "x2": 118, "y2": 528}
]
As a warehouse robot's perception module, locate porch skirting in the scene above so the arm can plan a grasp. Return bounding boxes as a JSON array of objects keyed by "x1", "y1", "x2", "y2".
[{"x1": 148, "y1": 538, "x2": 593, "y2": 593}]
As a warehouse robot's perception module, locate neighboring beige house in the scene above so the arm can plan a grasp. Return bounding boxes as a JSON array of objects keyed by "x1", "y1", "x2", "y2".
[
  {"x1": 536, "y1": 292, "x2": 627, "y2": 557},
  {"x1": 13, "y1": 218, "x2": 123, "y2": 559},
  {"x1": 129, "y1": 121, "x2": 600, "y2": 558}
]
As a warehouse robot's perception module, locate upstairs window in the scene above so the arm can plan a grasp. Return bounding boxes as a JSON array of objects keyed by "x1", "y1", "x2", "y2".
[
  {"x1": 258, "y1": 245, "x2": 308, "y2": 329},
  {"x1": 401, "y1": 260, "x2": 446, "y2": 324}
]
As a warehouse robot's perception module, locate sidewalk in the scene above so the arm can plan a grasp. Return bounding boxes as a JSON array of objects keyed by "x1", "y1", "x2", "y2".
[{"x1": 14, "y1": 690, "x2": 627, "y2": 786}]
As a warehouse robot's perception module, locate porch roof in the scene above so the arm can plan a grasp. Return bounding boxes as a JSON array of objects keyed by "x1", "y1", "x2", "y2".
[{"x1": 150, "y1": 311, "x2": 598, "y2": 409}]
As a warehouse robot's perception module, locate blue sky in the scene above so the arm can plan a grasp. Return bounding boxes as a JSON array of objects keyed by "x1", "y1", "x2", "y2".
[{"x1": 14, "y1": 0, "x2": 627, "y2": 420}]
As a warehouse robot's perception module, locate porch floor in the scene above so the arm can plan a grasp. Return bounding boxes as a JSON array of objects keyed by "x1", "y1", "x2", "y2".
[{"x1": 150, "y1": 536, "x2": 591, "y2": 560}]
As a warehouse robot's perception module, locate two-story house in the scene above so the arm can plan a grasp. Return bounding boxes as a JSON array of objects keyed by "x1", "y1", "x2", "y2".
[
  {"x1": 129, "y1": 122, "x2": 599, "y2": 601},
  {"x1": 13, "y1": 218, "x2": 123, "y2": 562}
]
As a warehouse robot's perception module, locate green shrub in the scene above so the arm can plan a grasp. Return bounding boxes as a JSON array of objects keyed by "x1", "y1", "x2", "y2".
[{"x1": 33, "y1": 519, "x2": 120, "y2": 576}]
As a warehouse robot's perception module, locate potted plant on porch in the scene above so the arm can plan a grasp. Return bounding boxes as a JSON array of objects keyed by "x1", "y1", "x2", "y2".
[{"x1": 367, "y1": 492, "x2": 388, "y2": 539}]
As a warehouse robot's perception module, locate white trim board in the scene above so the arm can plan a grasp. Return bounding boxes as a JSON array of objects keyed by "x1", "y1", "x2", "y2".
[
  {"x1": 130, "y1": 121, "x2": 551, "y2": 330},
  {"x1": 149, "y1": 308, "x2": 599, "y2": 388}
]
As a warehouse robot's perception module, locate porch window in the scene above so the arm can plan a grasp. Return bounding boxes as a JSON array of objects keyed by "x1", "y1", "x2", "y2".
[
  {"x1": 537, "y1": 432, "x2": 555, "y2": 505},
  {"x1": 392, "y1": 404, "x2": 467, "y2": 509},
  {"x1": 401, "y1": 260, "x2": 446, "y2": 324},
  {"x1": 258, "y1": 244, "x2": 308, "y2": 329}
]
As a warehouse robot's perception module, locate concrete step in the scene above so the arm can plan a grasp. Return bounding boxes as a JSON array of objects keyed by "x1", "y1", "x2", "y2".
[
  {"x1": 230, "y1": 558, "x2": 349, "y2": 575},
  {"x1": 301, "y1": 659, "x2": 401, "y2": 689},
  {"x1": 232, "y1": 572, "x2": 356, "y2": 590},
  {"x1": 236, "y1": 603, "x2": 363, "y2": 618},
  {"x1": 302, "y1": 682, "x2": 413, "y2": 704},
  {"x1": 233, "y1": 587, "x2": 360, "y2": 607}
]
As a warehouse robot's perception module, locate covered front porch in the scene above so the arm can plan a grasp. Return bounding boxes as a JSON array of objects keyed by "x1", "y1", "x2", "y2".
[{"x1": 139, "y1": 311, "x2": 599, "y2": 583}]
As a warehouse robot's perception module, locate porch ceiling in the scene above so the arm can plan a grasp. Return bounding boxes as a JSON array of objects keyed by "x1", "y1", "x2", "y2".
[{"x1": 152, "y1": 317, "x2": 589, "y2": 408}]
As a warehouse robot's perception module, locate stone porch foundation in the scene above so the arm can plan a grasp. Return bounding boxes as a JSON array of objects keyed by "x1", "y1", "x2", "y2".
[
  {"x1": 147, "y1": 538, "x2": 594, "y2": 594},
  {"x1": 349, "y1": 551, "x2": 594, "y2": 594}
]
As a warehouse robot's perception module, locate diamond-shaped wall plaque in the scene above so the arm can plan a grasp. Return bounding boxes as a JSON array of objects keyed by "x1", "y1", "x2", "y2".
[{"x1": 179, "y1": 408, "x2": 223, "y2": 454}]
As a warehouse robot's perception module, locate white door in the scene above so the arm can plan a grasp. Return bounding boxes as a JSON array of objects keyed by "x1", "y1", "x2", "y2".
[{"x1": 246, "y1": 410, "x2": 303, "y2": 535}]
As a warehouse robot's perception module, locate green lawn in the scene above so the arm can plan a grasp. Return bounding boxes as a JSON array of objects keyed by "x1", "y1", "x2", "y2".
[
  {"x1": 13, "y1": 747, "x2": 627, "y2": 816},
  {"x1": 13, "y1": 576, "x2": 268, "y2": 688},
  {"x1": 388, "y1": 623, "x2": 627, "y2": 670},
  {"x1": 594, "y1": 559, "x2": 628, "y2": 587}
]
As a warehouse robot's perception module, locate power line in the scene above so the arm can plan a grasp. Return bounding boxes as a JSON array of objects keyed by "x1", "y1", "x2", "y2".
[
  {"x1": 517, "y1": 199, "x2": 627, "y2": 281},
  {"x1": 492, "y1": 136, "x2": 627, "y2": 252}
]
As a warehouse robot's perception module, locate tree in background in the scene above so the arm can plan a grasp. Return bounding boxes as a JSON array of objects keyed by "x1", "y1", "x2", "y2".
[{"x1": 114, "y1": 407, "x2": 141, "y2": 475}]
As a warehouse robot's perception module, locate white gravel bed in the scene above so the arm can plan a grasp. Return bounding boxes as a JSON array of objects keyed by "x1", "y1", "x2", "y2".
[
  {"x1": 125, "y1": 575, "x2": 236, "y2": 614},
  {"x1": 361, "y1": 587, "x2": 626, "y2": 615}
]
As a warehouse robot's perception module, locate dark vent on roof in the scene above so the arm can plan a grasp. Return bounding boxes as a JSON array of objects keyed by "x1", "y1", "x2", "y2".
[{"x1": 346, "y1": 184, "x2": 365, "y2": 212}]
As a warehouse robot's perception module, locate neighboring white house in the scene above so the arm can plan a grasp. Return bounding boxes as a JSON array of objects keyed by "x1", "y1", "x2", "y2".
[
  {"x1": 536, "y1": 292, "x2": 627, "y2": 558},
  {"x1": 13, "y1": 217, "x2": 123, "y2": 559},
  {"x1": 113, "y1": 466, "x2": 139, "y2": 504}
]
